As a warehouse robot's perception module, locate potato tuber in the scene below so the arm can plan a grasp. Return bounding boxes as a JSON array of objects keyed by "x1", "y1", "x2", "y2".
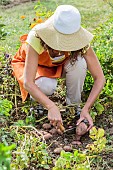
[
  {"x1": 42, "y1": 123, "x2": 51, "y2": 130},
  {"x1": 43, "y1": 133, "x2": 52, "y2": 140},
  {"x1": 59, "y1": 124, "x2": 65, "y2": 132},
  {"x1": 76, "y1": 122, "x2": 88, "y2": 136}
]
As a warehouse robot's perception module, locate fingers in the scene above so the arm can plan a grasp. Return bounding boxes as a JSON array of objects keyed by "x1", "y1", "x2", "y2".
[
  {"x1": 48, "y1": 108, "x2": 62, "y2": 123},
  {"x1": 48, "y1": 116, "x2": 62, "y2": 123},
  {"x1": 87, "y1": 120, "x2": 93, "y2": 131},
  {"x1": 57, "y1": 122, "x2": 65, "y2": 132},
  {"x1": 87, "y1": 125, "x2": 93, "y2": 131},
  {"x1": 76, "y1": 115, "x2": 93, "y2": 132},
  {"x1": 50, "y1": 120, "x2": 65, "y2": 133},
  {"x1": 87, "y1": 116, "x2": 93, "y2": 131},
  {"x1": 50, "y1": 120, "x2": 57, "y2": 127},
  {"x1": 76, "y1": 117, "x2": 84, "y2": 126},
  {"x1": 50, "y1": 120, "x2": 62, "y2": 127}
]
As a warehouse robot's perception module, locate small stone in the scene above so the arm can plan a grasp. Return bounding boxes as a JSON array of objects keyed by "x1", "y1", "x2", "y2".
[
  {"x1": 69, "y1": 126, "x2": 73, "y2": 129},
  {"x1": 63, "y1": 145, "x2": 72, "y2": 152},
  {"x1": 54, "y1": 147, "x2": 63, "y2": 154},
  {"x1": 44, "y1": 133, "x2": 52, "y2": 140},
  {"x1": 64, "y1": 138, "x2": 68, "y2": 145},
  {"x1": 42, "y1": 123, "x2": 51, "y2": 130},
  {"x1": 60, "y1": 144, "x2": 63, "y2": 147}
]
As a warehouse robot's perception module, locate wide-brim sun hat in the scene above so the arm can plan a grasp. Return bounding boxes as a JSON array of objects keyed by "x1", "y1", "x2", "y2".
[{"x1": 34, "y1": 5, "x2": 94, "y2": 51}]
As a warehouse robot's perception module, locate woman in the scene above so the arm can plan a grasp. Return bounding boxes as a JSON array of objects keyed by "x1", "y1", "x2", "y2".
[{"x1": 11, "y1": 5, "x2": 105, "y2": 132}]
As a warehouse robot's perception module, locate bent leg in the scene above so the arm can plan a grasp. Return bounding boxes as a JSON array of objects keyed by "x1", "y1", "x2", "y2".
[
  {"x1": 30, "y1": 77, "x2": 57, "y2": 113},
  {"x1": 35, "y1": 77, "x2": 57, "y2": 96},
  {"x1": 64, "y1": 55, "x2": 87, "y2": 105}
]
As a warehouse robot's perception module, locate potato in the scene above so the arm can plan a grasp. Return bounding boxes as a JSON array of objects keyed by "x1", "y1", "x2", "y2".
[
  {"x1": 76, "y1": 122, "x2": 88, "y2": 136},
  {"x1": 54, "y1": 147, "x2": 63, "y2": 154},
  {"x1": 63, "y1": 145, "x2": 72, "y2": 152},
  {"x1": 71, "y1": 141, "x2": 82, "y2": 145},
  {"x1": 42, "y1": 123, "x2": 51, "y2": 130},
  {"x1": 49, "y1": 128, "x2": 58, "y2": 135},
  {"x1": 57, "y1": 128, "x2": 63, "y2": 135},
  {"x1": 44, "y1": 133, "x2": 52, "y2": 140},
  {"x1": 59, "y1": 124, "x2": 65, "y2": 132}
]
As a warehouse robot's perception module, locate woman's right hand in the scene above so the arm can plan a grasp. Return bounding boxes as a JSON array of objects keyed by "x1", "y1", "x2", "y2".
[{"x1": 48, "y1": 105, "x2": 63, "y2": 129}]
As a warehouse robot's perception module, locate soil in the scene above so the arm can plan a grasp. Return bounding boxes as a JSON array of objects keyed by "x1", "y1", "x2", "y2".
[
  {"x1": 7, "y1": 88, "x2": 113, "y2": 168},
  {"x1": 1, "y1": 0, "x2": 37, "y2": 8},
  {"x1": 0, "y1": 53, "x2": 113, "y2": 170}
]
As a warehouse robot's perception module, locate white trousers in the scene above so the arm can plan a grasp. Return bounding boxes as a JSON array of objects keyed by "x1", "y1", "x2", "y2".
[{"x1": 34, "y1": 56, "x2": 87, "y2": 105}]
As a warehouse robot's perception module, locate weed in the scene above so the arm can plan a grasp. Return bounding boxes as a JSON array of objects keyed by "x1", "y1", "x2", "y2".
[
  {"x1": 0, "y1": 143, "x2": 16, "y2": 170},
  {"x1": 10, "y1": 128, "x2": 52, "y2": 170}
]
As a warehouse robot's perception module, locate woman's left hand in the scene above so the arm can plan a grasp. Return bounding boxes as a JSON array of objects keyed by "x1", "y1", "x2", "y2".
[{"x1": 76, "y1": 108, "x2": 93, "y2": 131}]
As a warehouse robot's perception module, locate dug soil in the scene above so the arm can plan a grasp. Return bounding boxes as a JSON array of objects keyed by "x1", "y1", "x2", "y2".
[{"x1": 1, "y1": 0, "x2": 36, "y2": 8}]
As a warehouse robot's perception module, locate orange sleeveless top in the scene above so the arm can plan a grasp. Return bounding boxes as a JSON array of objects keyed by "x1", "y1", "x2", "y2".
[{"x1": 11, "y1": 34, "x2": 69, "y2": 101}]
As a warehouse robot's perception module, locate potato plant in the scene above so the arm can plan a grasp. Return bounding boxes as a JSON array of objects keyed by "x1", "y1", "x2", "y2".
[{"x1": 53, "y1": 127, "x2": 107, "y2": 170}]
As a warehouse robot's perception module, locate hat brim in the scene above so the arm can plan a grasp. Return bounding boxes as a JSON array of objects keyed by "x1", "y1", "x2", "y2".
[{"x1": 35, "y1": 15, "x2": 94, "y2": 51}]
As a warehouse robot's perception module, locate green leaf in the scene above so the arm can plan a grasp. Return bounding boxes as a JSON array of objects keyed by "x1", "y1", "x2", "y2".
[
  {"x1": 97, "y1": 128, "x2": 105, "y2": 138},
  {"x1": 0, "y1": 98, "x2": 13, "y2": 116},
  {"x1": 89, "y1": 127, "x2": 97, "y2": 140},
  {"x1": 0, "y1": 24, "x2": 6, "y2": 27},
  {"x1": 95, "y1": 102, "x2": 104, "y2": 115}
]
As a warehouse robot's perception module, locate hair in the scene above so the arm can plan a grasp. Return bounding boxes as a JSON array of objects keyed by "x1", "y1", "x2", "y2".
[
  {"x1": 35, "y1": 34, "x2": 90, "y2": 65},
  {"x1": 70, "y1": 44, "x2": 90, "y2": 65}
]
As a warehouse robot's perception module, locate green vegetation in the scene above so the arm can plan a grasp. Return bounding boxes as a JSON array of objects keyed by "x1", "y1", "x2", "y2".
[
  {"x1": 53, "y1": 127, "x2": 107, "y2": 170},
  {"x1": 0, "y1": 0, "x2": 112, "y2": 54}
]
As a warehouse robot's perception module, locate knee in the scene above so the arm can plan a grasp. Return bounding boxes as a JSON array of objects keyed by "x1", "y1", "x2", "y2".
[{"x1": 35, "y1": 77, "x2": 57, "y2": 96}]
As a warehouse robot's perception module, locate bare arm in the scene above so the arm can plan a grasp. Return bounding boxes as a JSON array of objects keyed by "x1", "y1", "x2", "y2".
[
  {"x1": 24, "y1": 44, "x2": 62, "y2": 124},
  {"x1": 77, "y1": 47, "x2": 105, "y2": 130},
  {"x1": 83, "y1": 47, "x2": 105, "y2": 110},
  {"x1": 24, "y1": 44, "x2": 54, "y2": 108}
]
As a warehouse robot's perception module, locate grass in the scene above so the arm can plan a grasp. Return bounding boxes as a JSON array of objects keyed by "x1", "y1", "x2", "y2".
[
  {"x1": 0, "y1": 0, "x2": 112, "y2": 55},
  {"x1": 0, "y1": 1, "x2": 37, "y2": 54}
]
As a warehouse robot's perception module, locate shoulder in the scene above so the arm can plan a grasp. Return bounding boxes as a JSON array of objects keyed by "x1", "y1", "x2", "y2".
[{"x1": 26, "y1": 26, "x2": 44, "y2": 54}]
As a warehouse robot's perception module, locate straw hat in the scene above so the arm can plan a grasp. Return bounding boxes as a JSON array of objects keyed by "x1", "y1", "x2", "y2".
[{"x1": 35, "y1": 5, "x2": 93, "y2": 51}]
